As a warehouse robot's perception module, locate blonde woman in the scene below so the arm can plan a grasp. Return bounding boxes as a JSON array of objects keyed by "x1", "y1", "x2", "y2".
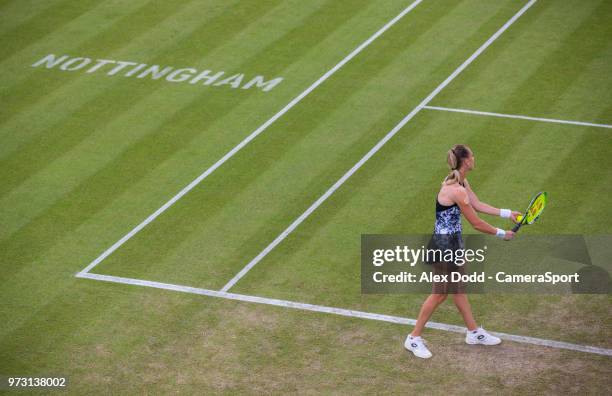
[{"x1": 405, "y1": 145, "x2": 520, "y2": 359}]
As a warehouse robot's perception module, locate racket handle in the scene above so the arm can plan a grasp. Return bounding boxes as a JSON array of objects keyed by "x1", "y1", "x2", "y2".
[{"x1": 512, "y1": 223, "x2": 521, "y2": 232}]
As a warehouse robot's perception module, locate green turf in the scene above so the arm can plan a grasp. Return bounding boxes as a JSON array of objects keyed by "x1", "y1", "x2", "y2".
[{"x1": 1, "y1": 0, "x2": 611, "y2": 393}]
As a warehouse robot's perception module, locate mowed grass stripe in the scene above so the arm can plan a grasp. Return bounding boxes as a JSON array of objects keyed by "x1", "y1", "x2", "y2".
[
  {"x1": 0, "y1": 0, "x2": 200, "y2": 126},
  {"x1": 564, "y1": 166, "x2": 612, "y2": 231},
  {"x1": 486, "y1": 0, "x2": 611, "y2": 119},
  {"x1": 0, "y1": 0, "x2": 67, "y2": 36},
  {"x1": 0, "y1": 0, "x2": 374, "y2": 246},
  {"x1": 430, "y1": 0, "x2": 588, "y2": 108},
  {"x1": 0, "y1": 0, "x2": 283, "y2": 207},
  {"x1": 0, "y1": 0, "x2": 306, "y2": 238},
  {"x1": 0, "y1": 0, "x2": 242, "y2": 157},
  {"x1": 536, "y1": 128, "x2": 612, "y2": 233},
  {"x1": 95, "y1": 1, "x2": 522, "y2": 287},
  {"x1": 0, "y1": 0, "x2": 337, "y2": 166},
  {"x1": 551, "y1": 40, "x2": 612, "y2": 125},
  {"x1": 0, "y1": 0, "x2": 343, "y2": 285},
  {"x1": 433, "y1": 0, "x2": 611, "y2": 121},
  {"x1": 0, "y1": 0, "x2": 154, "y2": 88},
  {"x1": 0, "y1": 0, "x2": 404, "y2": 329},
  {"x1": 0, "y1": 0, "x2": 100, "y2": 61}
]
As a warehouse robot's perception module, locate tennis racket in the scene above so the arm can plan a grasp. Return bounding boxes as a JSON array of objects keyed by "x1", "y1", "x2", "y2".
[{"x1": 512, "y1": 191, "x2": 547, "y2": 233}]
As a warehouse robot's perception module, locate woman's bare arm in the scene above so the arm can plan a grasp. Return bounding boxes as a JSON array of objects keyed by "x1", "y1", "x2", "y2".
[
  {"x1": 454, "y1": 188, "x2": 499, "y2": 234},
  {"x1": 454, "y1": 188, "x2": 515, "y2": 240},
  {"x1": 463, "y1": 179, "x2": 500, "y2": 216},
  {"x1": 464, "y1": 179, "x2": 521, "y2": 223}
]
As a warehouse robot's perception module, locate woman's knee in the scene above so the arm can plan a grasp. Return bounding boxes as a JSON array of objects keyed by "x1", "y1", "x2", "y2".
[
  {"x1": 452, "y1": 293, "x2": 468, "y2": 303},
  {"x1": 432, "y1": 293, "x2": 447, "y2": 304}
]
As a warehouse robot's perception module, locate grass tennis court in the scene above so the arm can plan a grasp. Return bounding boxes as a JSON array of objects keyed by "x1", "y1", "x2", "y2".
[{"x1": 1, "y1": 0, "x2": 611, "y2": 393}]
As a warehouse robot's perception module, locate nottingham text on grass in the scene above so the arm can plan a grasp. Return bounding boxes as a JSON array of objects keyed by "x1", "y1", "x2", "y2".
[{"x1": 32, "y1": 54, "x2": 283, "y2": 92}]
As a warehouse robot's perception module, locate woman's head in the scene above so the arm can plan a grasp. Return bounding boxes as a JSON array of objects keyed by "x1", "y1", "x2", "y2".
[{"x1": 444, "y1": 144, "x2": 473, "y2": 184}]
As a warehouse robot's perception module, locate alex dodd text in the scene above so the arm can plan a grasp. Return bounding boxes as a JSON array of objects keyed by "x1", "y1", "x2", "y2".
[{"x1": 372, "y1": 271, "x2": 580, "y2": 285}]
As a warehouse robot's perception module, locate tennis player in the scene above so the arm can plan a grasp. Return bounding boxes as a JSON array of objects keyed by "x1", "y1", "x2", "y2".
[{"x1": 405, "y1": 144, "x2": 520, "y2": 359}]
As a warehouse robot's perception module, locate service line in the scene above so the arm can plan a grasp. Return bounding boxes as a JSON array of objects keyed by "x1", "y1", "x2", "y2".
[{"x1": 424, "y1": 106, "x2": 612, "y2": 129}]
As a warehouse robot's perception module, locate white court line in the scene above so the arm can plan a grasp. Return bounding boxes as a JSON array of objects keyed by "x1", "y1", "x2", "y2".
[
  {"x1": 221, "y1": 0, "x2": 538, "y2": 292},
  {"x1": 424, "y1": 105, "x2": 612, "y2": 129},
  {"x1": 76, "y1": 0, "x2": 424, "y2": 276},
  {"x1": 77, "y1": 272, "x2": 612, "y2": 357}
]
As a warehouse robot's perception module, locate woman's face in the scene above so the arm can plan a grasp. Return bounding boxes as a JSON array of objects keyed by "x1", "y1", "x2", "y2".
[{"x1": 465, "y1": 151, "x2": 475, "y2": 170}]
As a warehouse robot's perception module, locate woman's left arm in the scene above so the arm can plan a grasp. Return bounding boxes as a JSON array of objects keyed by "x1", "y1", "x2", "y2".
[{"x1": 464, "y1": 180, "x2": 521, "y2": 221}]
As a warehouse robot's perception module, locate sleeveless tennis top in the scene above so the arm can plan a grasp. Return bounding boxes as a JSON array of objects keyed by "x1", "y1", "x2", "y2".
[{"x1": 434, "y1": 182, "x2": 464, "y2": 235}]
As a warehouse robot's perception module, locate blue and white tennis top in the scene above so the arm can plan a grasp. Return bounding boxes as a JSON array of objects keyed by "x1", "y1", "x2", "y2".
[
  {"x1": 434, "y1": 201, "x2": 462, "y2": 234},
  {"x1": 434, "y1": 184, "x2": 464, "y2": 235}
]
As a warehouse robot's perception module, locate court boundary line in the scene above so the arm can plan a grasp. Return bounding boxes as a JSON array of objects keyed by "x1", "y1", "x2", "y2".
[
  {"x1": 76, "y1": 0, "x2": 425, "y2": 276},
  {"x1": 221, "y1": 0, "x2": 538, "y2": 292},
  {"x1": 76, "y1": 272, "x2": 612, "y2": 357},
  {"x1": 423, "y1": 105, "x2": 612, "y2": 129}
]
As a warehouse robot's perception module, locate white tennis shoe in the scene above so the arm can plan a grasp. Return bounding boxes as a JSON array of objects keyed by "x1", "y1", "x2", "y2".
[
  {"x1": 465, "y1": 327, "x2": 501, "y2": 345},
  {"x1": 404, "y1": 335, "x2": 432, "y2": 359}
]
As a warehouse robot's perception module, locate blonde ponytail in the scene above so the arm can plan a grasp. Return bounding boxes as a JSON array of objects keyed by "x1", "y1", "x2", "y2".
[
  {"x1": 443, "y1": 145, "x2": 471, "y2": 185},
  {"x1": 447, "y1": 149, "x2": 458, "y2": 170},
  {"x1": 444, "y1": 169, "x2": 461, "y2": 185}
]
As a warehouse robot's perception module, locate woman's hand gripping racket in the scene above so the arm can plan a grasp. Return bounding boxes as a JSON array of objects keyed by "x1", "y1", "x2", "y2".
[{"x1": 513, "y1": 192, "x2": 547, "y2": 233}]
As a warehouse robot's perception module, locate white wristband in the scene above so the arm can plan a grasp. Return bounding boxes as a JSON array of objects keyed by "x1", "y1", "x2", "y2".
[
  {"x1": 496, "y1": 228, "x2": 506, "y2": 239},
  {"x1": 500, "y1": 208, "x2": 511, "y2": 218}
]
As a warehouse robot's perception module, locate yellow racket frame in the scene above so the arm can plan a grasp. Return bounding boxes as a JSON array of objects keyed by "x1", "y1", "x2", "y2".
[{"x1": 513, "y1": 191, "x2": 547, "y2": 232}]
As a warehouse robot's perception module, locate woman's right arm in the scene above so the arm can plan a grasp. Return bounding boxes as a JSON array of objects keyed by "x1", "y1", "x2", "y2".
[{"x1": 455, "y1": 189, "x2": 514, "y2": 240}]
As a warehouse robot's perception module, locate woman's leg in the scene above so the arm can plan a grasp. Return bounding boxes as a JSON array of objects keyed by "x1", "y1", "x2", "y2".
[
  {"x1": 411, "y1": 294, "x2": 447, "y2": 336},
  {"x1": 452, "y1": 293, "x2": 478, "y2": 331}
]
